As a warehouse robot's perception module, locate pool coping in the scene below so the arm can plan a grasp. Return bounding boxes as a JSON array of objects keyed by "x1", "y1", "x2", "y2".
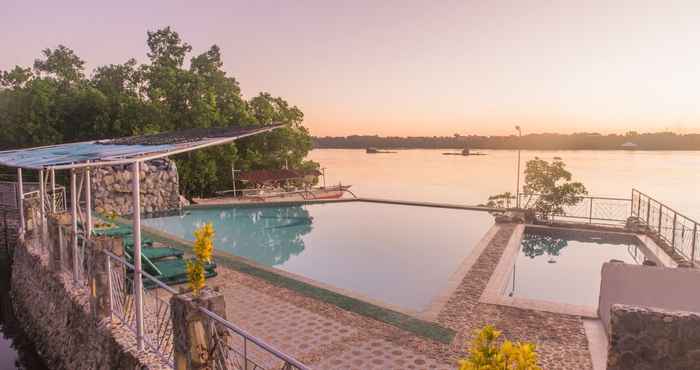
[{"x1": 480, "y1": 224, "x2": 676, "y2": 319}]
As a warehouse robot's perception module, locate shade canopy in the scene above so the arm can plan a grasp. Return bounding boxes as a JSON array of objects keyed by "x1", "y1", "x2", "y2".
[{"x1": 0, "y1": 124, "x2": 282, "y2": 170}]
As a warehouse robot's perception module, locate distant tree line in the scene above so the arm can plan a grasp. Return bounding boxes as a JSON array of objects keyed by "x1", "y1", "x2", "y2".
[
  {"x1": 314, "y1": 132, "x2": 700, "y2": 150},
  {"x1": 0, "y1": 27, "x2": 317, "y2": 197}
]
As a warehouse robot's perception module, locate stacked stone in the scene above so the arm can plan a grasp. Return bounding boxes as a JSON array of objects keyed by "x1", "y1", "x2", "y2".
[{"x1": 91, "y1": 159, "x2": 180, "y2": 215}]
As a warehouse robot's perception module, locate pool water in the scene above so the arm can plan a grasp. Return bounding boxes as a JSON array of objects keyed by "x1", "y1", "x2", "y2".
[
  {"x1": 503, "y1": 227, "x2": 647, "y2": 308},
  {"x1": 143, "y1": 201, "x2": 494, "y2": 312}
]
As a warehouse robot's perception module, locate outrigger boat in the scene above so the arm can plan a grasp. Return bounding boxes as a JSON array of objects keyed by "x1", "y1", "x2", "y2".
[{"x1": 207, "y1": 168, "x2": 352, "y2": 203}]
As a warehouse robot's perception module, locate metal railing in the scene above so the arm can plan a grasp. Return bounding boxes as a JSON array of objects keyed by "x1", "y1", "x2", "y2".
[
  {"x1": 105, "y1": 251, "x2": 176, "y2": 366},
  {"x1": 631, "y1": 189, "x2": 698, "y2": 265},
  {"x1": 515, "y1": 193, "x2": 632, "y2": 225},
  {"x1": 201, "y1": 306, "x2": 311, "y2": 370},
  {"x1": 104, "y1": 251, "x2": 311, "y2": 370},
  {"x1": 24, "y1": 187, "x2": 67, "y2": 214}
]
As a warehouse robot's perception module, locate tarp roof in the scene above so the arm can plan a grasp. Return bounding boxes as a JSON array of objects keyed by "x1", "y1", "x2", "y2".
[{"x1": 0, "y1": 124, "x2": 282, "y2": 170}]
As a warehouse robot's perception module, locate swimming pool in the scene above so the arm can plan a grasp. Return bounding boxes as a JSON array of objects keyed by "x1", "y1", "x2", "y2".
[
  {"x1": 502, "y1": 227, "x2": 654, "y2": 308},
  {"x1": 142, "y1": 201, "x2": 494, "y2": 313}
]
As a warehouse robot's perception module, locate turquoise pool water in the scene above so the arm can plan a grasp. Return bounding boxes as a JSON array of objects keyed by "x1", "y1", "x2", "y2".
[
  {"x1": 143, "y1": 201, "x2": 494, "y2": 312},
  {"x1": 503, "y1": 227, "x2": 647, "y2": 308}
]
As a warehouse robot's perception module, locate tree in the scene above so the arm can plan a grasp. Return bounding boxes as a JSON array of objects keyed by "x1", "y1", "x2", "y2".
[
  {"x1": 519, "y1": 157, "x2": 587, "y2": 219},
  {"x1": 0, "y1": 27, "x2": 317, "y2": 197},
  {"x1": 487, "y1": 157, "x2": 587, "y2": 219}
]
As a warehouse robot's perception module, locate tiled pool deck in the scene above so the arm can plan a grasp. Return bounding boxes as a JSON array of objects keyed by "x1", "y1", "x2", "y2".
[{"x1": 202, "y1": 222, "x2": 594, "y2": 369}]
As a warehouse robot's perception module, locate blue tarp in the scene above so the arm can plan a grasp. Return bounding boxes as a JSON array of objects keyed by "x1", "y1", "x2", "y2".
[{"x1": 0, "y1": 141, "x2": 176, "y2": 169}]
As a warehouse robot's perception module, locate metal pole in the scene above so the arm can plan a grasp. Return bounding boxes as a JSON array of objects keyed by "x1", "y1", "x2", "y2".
[
  {"x1": 691, "y1": 223, "x2": 697, "y2": 267},
  {"x1": 646, "y1": 197, "x2": 651, "y2": 225},
  {"x1": 39, "y1": 169, "x2": 47, "y2": 246},
  {"x1": 630, "y1": 189, "x2": 635, "y2": 217},
  {"x1": 106, "y1": 253, "x2": 114, "y2": 321},
  {"x1": 17, "y1": 168, "x2": 24, "y2": 231},
  {"x1": 132, "y1": 161, "x2": 144, "y2": 351},
  {"x1": 515, "y1": 127, "x2": 521, "y2": 208},
  {"x1": 589, "y1": 197, "x2": 593, "y2": 224},
  {"x1": 85, "y1": 163, "x2": 92, "y2": 237},
  {"x1": 70, "y1": 169, "x2": 79, "y2": 283},
  {"x1": 671, "y1": 212, "x2": 677, "y2": 252},
  {"x1": 50, "y1": 168, "x2": 56, "y2": 213},
  {"x1": 231, "y1": 163, "x2": 237, "y2": 197},
  {"x1": 322, "y1": 168, "x2": 326, "y2": 188}
]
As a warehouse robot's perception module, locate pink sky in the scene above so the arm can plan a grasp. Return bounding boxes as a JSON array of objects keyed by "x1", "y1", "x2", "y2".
[{"x1": 2, "y1": 0, "x2": 700, "y2": 136}]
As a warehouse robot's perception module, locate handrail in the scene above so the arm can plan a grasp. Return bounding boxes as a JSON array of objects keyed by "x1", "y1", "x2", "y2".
[{"x1": 198, "y1": 305, "x2": 311, "y2": 370}]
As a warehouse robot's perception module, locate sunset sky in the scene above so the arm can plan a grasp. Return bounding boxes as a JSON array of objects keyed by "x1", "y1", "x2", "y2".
[{"x1": 2, "y1": 0, "x2": 700, "y2": 136}]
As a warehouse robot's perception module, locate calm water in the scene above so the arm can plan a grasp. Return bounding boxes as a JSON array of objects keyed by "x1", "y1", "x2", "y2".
[
  {"x1": 143, "y1": 202, "x2": 494, "y2": 312},
  {"x1": 503, "y1": 228, "x2": 645, "y2": 307},
  {"x1": 308, "y1": 149, "x2": 700, "y2": 219},
  {"x1": 0, "y1": 249, "x2": 49, "y2": 370}
]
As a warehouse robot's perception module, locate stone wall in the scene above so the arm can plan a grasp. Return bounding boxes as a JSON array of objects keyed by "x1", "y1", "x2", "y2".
[
  {"x1": 10, "y1": 234, "x2": 164, "y2": 369},
  {"x1": 92, "y1": 158, "x2": 180, "y2": 216},
  {"x1": 608, "y1": 304, "x2": 700, "y2": 370}
]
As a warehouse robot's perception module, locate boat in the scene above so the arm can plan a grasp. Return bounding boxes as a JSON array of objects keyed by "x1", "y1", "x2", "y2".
[
  {"x1": 442, "y1": 147, "x2": 487, "y2": 156},
  {"x1": 209, "y1": 168, "x2": 353, "y2": 203},
  {"x1": 366, "y1": 147, "x2": 396, "y2": 154}
]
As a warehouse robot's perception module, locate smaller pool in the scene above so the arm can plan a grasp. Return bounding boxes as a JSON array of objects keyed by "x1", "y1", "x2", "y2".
[{"x1": 503, "y1": 227, "x2": 652, "y2": 308}]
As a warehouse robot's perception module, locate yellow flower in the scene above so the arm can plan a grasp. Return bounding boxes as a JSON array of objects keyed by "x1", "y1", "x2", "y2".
[{"x1": 188, "y1": 223, "x2": 216, "y2": 296}]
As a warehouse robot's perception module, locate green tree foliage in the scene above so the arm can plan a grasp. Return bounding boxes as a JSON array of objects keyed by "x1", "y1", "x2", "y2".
[
  {"x1": 487, "y1": 157, "x2": 587, "y2": 219},
  {"x1": 0, "y1": 27, "x2": 317, "y2": 197},
  {"x1": 519, "y1": 157, "x2": 587, "y2": 218}
]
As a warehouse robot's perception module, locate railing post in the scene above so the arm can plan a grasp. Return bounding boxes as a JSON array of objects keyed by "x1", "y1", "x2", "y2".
[
  {"x1": 691, "y1": 223, "x2": 697, "y2": 267},
  {"x1": 171, "y1": 289, "x2": 228, "y2": 370},
  {"x1": 671, "y1": 213, "x2": 678, "y2": 252},
  {"x1": 588, "y1": 197, "x2": 594, "y2": 224},
  {"x1": 658, "y1": 203, "x2": 663, "y2": 234},
  {"x1": 636, "y1": 193, "x2": 642, "y2": 220},
  {"x1": 646, "y1": 197, "x2": 651, "y2": 225},
  {"x1": 106, "y1": 253, "x2": 114, "y2": 322},
  {"x1": 630, "y1": 189, "x2": 635, "y2": 217}
]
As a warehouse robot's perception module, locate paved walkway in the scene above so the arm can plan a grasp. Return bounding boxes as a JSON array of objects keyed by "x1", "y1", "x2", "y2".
[{"x1": 206, "y1": 223, "x2": 594, "y2": 369}]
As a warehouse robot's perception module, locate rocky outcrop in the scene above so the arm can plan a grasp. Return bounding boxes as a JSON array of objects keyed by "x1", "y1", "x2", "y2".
[
  {"x1": 92, "y1": 159, "x2": 180, "y2": 215},
  {"x1": 608, "y1": 304, "x2": 700, "y2": 370}
]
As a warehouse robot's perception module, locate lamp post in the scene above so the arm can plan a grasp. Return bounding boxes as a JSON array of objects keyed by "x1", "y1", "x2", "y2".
[{"x1": 515, "y1": 125, "x2": 522, "y2": 208}]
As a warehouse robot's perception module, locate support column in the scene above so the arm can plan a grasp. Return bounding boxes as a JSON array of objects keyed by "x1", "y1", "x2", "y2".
[
  {"x1": 89, "y1": 235, "x2": 123, "y2": 321},
  {"x1": 85, "y1": 163, "x2": 93, "y2": 237},
  {"x1": 132, "y1": 161, "x2": 144, "y2": 350},
  {"x1": 17, "y1": 168, "x2": 24, "y2": 231},
  {"x1": 50, "y1": 168, "x2": 56, "y2": 213},
  {"x1": 171, "y1": 289, "x2": 227, "y2": 370},
  {"x1": 71, "y1": 169, "x2": 79, "y2": 282},
  {"x1": 39, "y1": 169, "x2": 47, "y2": 245}
]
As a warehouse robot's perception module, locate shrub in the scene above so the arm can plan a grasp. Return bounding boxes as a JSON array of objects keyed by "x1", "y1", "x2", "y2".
[
  {"x1": 187, "y1": 222, "x2": 215, "y2": 295},
  {"x1": 458, "y1": 325, "x2": 540, "y2": 370}
]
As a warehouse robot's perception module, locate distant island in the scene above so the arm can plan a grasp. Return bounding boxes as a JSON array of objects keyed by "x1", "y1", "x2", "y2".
[{"x1": 314, "y1": 132, "x2": 700, "y2": 150}]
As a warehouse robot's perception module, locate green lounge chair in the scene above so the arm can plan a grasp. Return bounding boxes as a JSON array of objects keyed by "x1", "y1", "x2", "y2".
[
  {"x1": 124, "y1": 251, "x2": 216, "y2": 287},
  {"x1": 125, "y1": 244, "x2": 184, "y2": 261}
]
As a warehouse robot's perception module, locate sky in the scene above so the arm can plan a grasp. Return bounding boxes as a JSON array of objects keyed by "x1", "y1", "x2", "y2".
[{"x1": 2, "y1": 0, "x2": 700, "y2": 136}]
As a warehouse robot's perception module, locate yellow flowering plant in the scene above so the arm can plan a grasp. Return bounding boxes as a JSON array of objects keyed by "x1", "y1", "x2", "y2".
[
  {"x1": 458, "y1": 325, "x2": 540, "y2": 370},
  {"x1": 187, "y1": 222, "x2": 215, "y2": 295}
]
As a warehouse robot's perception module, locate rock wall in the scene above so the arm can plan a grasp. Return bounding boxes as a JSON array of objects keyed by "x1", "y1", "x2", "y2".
[
  {"x1": 608, "y1": 304, "x2": 700, "y2": 370},
  {"x1": 10, "y1": 234, "x2": 163, "y2": 370},
  {"x1": 92, "y1": 158, "x2": 180, "y2": 216}
]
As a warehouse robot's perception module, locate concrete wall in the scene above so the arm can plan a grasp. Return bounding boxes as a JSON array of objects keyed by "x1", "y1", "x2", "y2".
[
  {"x1": 598, "y1": 262, "x2": 700, "y2": 334},
  {"x1": 608, "y1": 304, "x2": 700, "y2": 370},
  {"x1": 10, "y1": 235, "x2": 160, "y2": 369},
  {"x1": 92, "y1": 158, "x2": 180, "y2": 216}
]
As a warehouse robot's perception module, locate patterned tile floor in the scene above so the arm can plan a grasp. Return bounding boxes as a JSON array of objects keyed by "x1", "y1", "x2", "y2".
[{"x1": 206, "y1": 223, "x2": 594, "y2": 369}]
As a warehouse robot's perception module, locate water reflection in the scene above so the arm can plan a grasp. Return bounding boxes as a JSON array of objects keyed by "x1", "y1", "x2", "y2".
[{"x1": 147, "y1": 206, "x2": 314, "y2": 266}]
